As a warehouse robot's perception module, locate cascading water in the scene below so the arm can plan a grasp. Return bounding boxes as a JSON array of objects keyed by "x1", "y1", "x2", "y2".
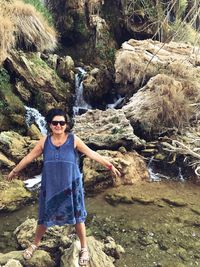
[
  {"x1": 25, "y1": 106, "x2": 47, "y2": 135},
  {"x1": 148, "y1": 157, "x2": 186, "y2": 182},
  {"x1": 107, "y1": 95, "x2": 125, "y2": 109},
  {"x1": 24, "y1": 106, "x2": 47, "y2": 189},
  {"x1": 73, "y1": 68, "x2": 91, "y2": 116}
]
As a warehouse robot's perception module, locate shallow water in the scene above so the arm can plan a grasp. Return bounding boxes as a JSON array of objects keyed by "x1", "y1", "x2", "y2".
[{"x1": 0, "y1": 181, "x2": 200, "y2": 267}]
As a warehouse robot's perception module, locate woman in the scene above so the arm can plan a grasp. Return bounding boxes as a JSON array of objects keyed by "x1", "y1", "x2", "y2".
[{"x1": 7, "y1": 108, "x2": 120, "y2": 266}]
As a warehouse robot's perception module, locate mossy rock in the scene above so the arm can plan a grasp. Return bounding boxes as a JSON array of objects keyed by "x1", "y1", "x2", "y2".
[{"x1": 0, "y1": 179, "x2": 32, "y2": 212}]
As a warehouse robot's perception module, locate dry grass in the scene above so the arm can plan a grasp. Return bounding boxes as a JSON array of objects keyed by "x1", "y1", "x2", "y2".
[
  {"x1": 124, "y1": 74, "x2": 194, "y2": 132},
  {"x1": 115, "y1": 51, "x2": 151, "y2": 88},
  {"x1": 147, "y1": 74, "x2": 193, "y2": 129},
  {"x1": 0, "y1": 0, "x2": 57, "y2": 63}
]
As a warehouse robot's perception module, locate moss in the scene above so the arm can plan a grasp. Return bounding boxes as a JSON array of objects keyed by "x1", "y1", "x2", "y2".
[{"x1": 0, "y1": 68, "x2": 25, "y2": 115}]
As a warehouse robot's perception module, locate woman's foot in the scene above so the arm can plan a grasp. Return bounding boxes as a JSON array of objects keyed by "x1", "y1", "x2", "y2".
[
  {"x1": 23, "y1": 244, "x2": 38, "y2": 260},
  {"x1": 79, "y1": 247, "x2": 89, "y2": 266}
]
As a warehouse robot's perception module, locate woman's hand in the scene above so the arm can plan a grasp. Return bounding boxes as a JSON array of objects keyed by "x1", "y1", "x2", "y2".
[
  {"x1": 7, "y1": 170, "x2": 18, "y2": 181},
  {"x1": 109, "y1": 165, "x2": 121, "y2": 177}
]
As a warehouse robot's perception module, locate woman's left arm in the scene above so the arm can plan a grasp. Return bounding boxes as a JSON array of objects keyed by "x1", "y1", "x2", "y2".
[{"x1": 75, "y1": 135, "x2": 121, "y2": 176}]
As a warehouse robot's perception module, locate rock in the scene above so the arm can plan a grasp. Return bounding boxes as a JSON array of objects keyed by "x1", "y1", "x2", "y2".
[
  {"x1": 6, "y1": 51, "x2": 72, "y2": 114},
  {"x1": 0, "y1": 131, "x2": 42, "y2": 176},
  {"x1": 161, "y1": 198, "x2": 187, "y2": 207},
  {"x1": 0, "y1": 249, "x2": 55, "y2": 267},
  {"x1": 23, "y1": 250, "x2": 56, "y2": 267},
  {"x1": 14, "y1": 218, "x2": 72, "y2": 250},
  {"x1": 57, "y1": 55, "x2": 75, "y2": 82},
  {"x1": 122, "y1": 74, "x2": 194, "y2": 135},
  {"x1": 83, "y1": 150, "x2": 149, "y2": 193},
  {"x1": 60, "y1": 236, "x2": 116, "y2": 267},
  {"x1": 0, "y1": 251, "x2": 25, "y2": 266},
  {"x1": 74, "y1": 109, "x2": 144, "y2": 150},
  {"x1": 0, "y1": 151, "x2": 15, "y2": 168},
  {"x1": 4, "y1": 259, "x2": 23, "y2": 267},
  {"x1": 82, "y1": 67, "x2": 113, "y2": 106},
  {"x1": 14, "y1": 219, "x2": 37, "y2": 249},
  {"x1": 0, "y1": 180, "x2": 32, "y2": 212},
  {"x1": 103, "y1": 236, "x2": 125, "y2": 259},
  {"x1": 27, "y1": 124, "x2": 42, "y2": 140},
  {"x1": 15, "y1": 81, "x2": 32, "y2": 102},
  {"x1": 0, "y1": 131, "x2": 32, "y2": 161}
]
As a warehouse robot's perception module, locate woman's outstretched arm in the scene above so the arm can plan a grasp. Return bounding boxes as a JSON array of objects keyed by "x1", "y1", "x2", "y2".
[
  {"x1": 7, "y1": 136, "x2": 46, "y2": 181},
  {"x1": 74, "y1": 135, "x2": 121, "y2": 177}
]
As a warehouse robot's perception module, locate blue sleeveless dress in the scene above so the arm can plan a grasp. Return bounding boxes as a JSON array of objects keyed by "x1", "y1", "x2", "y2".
[{"x1": 38, "y1": 133, "x2": 87, "y2": 227}]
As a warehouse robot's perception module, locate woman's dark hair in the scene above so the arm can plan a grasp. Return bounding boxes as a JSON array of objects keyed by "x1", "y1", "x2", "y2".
[{"x1": 46, "y1": 108, "x2": 73, "y2": 132}]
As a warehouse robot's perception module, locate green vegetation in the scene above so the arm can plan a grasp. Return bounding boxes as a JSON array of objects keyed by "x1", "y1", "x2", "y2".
[
  {"x1": 0, "y1": 68, "x2": 24, "y2": 114},
  {"x1": 22, "y1": 0, "x2": 54, "y2": 25}
]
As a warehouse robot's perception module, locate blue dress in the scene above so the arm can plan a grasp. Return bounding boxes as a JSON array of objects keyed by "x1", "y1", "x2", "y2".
[{"x1": 38, "y1": 133, "x2": 87, "y2": 227}]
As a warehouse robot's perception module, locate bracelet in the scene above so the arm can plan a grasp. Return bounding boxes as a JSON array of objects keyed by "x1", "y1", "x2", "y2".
[
  {"x1": 107, "y1": 164, "x2": 113, "y2": 171},
  {"x1": 12, "y1": 169, "x2": 18, "y2": 174}
]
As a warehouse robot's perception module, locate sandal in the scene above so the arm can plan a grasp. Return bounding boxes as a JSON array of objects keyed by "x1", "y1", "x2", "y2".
[
  {"x1": 79, "y1": 247, "x2": 90, "y2": 266},
  {"x1": 23, "y1": 244, "x2": 38, "y2": 260}
]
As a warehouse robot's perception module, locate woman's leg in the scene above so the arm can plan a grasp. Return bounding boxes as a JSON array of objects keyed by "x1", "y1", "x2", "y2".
[
  {"x1": 33, "y1": 224, "x2": 47, "y2": 246},
  {"x1": 75, "y1": 222, "x2": 87, "y2": 248},
  {"x1": 23, "y1": 224, "x2": 47, "y2": 259},
  {"x1": 75, "y1": 222, "x2": 89, "y2": 265}
]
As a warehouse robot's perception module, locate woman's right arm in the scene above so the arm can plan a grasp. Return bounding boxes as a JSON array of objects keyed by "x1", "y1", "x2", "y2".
[{"x1": 7, "y1": 136, "x2": 46, "y2": 181}]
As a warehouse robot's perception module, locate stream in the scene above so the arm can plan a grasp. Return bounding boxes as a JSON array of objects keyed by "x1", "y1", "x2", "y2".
[{"x1": 0, "y1": 180, "x2": 200, "y2": 267}]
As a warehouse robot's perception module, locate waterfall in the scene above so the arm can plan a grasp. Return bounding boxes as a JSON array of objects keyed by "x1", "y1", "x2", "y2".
[
  {"x1": 25, "y1": 106, "x2": 47, "y2": 135},
  {"x1": 73, "y1": 67, "x2": 91, "y2": 116},
  {"x1": 107, "y1": 95, "x2": 125, "y2": 109},
  {"x1": 24, "y1": 174, "x2": 41, "y2": 191}
]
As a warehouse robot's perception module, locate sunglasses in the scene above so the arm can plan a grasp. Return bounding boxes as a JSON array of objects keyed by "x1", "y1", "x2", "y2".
[{"x1": 51, "y1": 120, "x2": 66, "y2": 126}]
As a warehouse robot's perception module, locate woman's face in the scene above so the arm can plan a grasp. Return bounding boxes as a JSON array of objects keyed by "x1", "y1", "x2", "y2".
[{"x1": 49, "y1": 115, "x2": 67, "y2": 135}]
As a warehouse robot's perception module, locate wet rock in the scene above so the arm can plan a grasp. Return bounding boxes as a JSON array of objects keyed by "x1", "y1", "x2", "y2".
[
  {"x1": 0, "y1": 180, "x2": 32, "y2": 212},
  {"x1": 161, "y1": 198, "x2": 187, "y2": 207},
  {"x1": 103, "y1": 236, "x2": 125, "y2": 259},
  {"x1": 74, "y1": 109, "x2": 144, "y2": 150},
  {"x1": 105, "y1": 193, "x2": 134, "y2": 205},
  {"x1": 83, "y1": 150, "x2": 149, "y2": 193}
]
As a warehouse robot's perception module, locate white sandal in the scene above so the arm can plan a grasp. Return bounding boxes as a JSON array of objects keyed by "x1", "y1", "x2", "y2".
[
  {"x1": 23, "y1": 244, "x2": 38, "y2": 260},
  {"x1": 79, "y1": 247, "x2": 90, "y2": 266}
]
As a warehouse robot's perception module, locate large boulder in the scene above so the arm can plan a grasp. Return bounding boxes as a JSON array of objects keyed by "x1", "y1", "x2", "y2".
[
  {"x1": 14, "y1": 219, "x2": 72, "y2": 250},
  {"x1": 122, "y1": 74, "x2": 195, "y2": 136},
  {"x1": 73, "y1": 109, "x2": 144, "y2": 150},
  {"x1": 82, "y1": 67, "x2": 113, "y2": 107},
  {"x1": 83, "y1": 149, "x2": 149, "y2": 193},
  {"x1": 115, "y1": 39, "x2": 200, "y2": 96},
  {"x1": 0, "y1": 131, "x2": 42, "y2": 176},
  {"x1": 6, "y1": 51, "x2": 73, "y2": 114},
  {"x1": 0, "y1": 68, "x2": 26, "y2": 132},
  {"x1": 0, "y1": 179, "x2": 32, "y2": 212},
  {"x1": 60, "y1": 236, "x2": 124, "y2": 267},
  {"x1": 0, "y1": 250, "x2": 55, "y2": 267}
]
